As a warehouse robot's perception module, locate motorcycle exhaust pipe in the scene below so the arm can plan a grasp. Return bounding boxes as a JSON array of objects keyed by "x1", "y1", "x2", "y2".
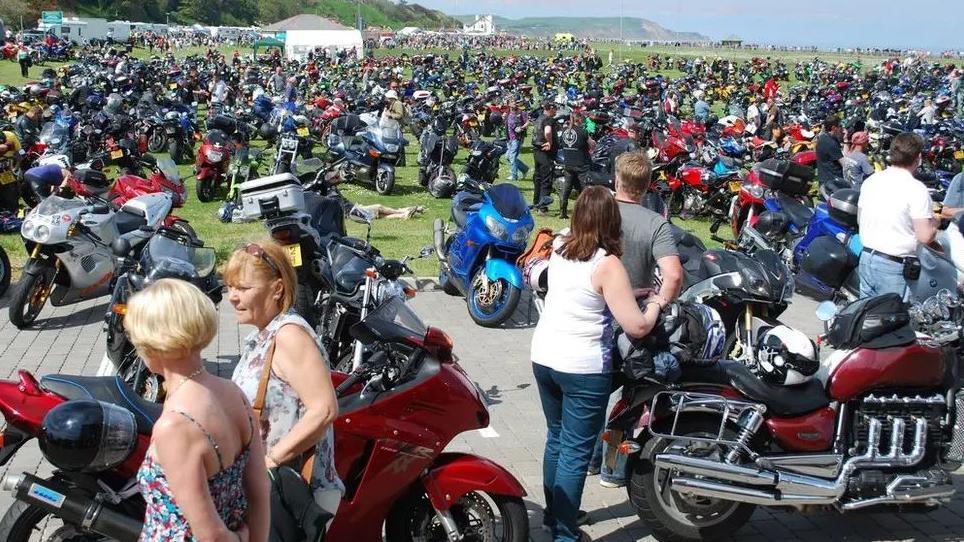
[
  {"x1": 670, "y1": 477, "x2": 832, "y2": 507},
  {"x1": 11, "y1": 473, "x2": 142, "y2": 542},
  {"x1": 654, "y1": 454, "x2": 840, "y2": 497},
  {"x1": 433, "y1": 218, "x2": 447, "y2": 263}
]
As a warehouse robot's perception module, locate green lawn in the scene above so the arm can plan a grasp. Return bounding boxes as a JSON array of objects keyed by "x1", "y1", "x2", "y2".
[{"x1": 0, "y1": 40, "x2": 876, "y2": 279}]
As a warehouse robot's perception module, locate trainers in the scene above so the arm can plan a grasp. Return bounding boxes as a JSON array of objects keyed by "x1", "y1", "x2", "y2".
[
  {"x1": 540, "y1": 510, "x2": 590, "y2": 532},
  {"x1": 599, "y1": 479, "x2": 625, "y2": 489},
  {"x1": 586, "y1": 465, "x2": 600, "y2": 476}
]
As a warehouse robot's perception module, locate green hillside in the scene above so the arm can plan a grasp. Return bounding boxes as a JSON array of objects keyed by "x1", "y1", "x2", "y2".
[
  {"x1": 456, "y1": 15, "x2": 708, "y2": 42},
  {"x1": 0, "y1": 0, "x2": 458, "y2": 30}
]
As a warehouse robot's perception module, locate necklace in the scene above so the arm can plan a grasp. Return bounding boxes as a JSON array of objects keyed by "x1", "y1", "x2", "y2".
[{"x1": 167, "y1": 366, "x2": 205, "y2": 398}]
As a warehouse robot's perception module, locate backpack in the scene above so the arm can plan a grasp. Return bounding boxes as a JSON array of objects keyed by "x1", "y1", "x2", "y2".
[{"x1": 517, "y1": 228, "x2": 556, "y2": 268}]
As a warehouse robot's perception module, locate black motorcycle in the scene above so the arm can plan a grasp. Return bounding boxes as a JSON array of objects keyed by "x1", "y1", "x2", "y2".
[
  {"x1": 418, "y1": 113, "x2": 460, "y2": 198},
  {"x1": 104, "y1": 227, "x2": 221, "y2": 401},
  {"x1": 463, "y1": 138, "x2": 507, "y2": 185}
]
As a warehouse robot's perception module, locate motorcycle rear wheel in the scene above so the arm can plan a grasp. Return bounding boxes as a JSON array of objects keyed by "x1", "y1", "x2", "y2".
[
  {"x1": 385, "y1": 490, "x2": 527, "y2": 542},
  {"x1": 0, "y1": 499, "x2": 104, "y2": 542},
  {"x1": 629, "y1": 418, "x2": 755, "y2": 542}
]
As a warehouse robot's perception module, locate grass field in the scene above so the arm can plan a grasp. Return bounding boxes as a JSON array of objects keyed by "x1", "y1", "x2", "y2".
[{"x1": 0, "y1": 40, "x2": 903, "y2": 280}]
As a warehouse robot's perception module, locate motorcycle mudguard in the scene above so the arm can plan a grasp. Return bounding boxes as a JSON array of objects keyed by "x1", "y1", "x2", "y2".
[
  {"x1": 484, "y1": 259, "x2": 523, "y2": 290},
  {"x1": 195, "y1": 167, "x2": 217, "y2": 181},
  {"x1": 421, "y1": 453, "x2": 526, "y2": 511}
]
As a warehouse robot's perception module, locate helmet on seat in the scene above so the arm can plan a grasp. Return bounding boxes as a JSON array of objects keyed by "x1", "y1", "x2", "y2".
[{"x1": 756, "y1": 325, "x2": 819, "y2": 386}]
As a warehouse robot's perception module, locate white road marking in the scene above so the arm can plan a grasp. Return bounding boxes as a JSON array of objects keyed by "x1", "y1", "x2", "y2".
[{"x1": 477, "y1": 426, "x2": 500, "y2": 438}]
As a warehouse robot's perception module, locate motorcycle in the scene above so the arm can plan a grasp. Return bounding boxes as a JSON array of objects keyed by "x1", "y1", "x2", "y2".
[
  {"x1": 602, "y1": 292, "x2": 964, "y2": 541},
  {"x1": 9, "y1": 173, "x2": 176, "y2": 329},
  {"x1": 433, "y1": 179, "x2": 537, "y2": 327},
  {"x1": 325, "y1": 114, "x2": 397, "y2": 195},
  {"x1": 0, "y1": 297, "x2": 528, "y2": 542},
  {"x1": 194, "y1": 129, "x2": 231, "y2": 202},
  {"x1": 418, "y1": 113, "x2": 460, "y2": 198},
  {"x1": 104, "y1": 226, "x2": 220, "y2": 401}
]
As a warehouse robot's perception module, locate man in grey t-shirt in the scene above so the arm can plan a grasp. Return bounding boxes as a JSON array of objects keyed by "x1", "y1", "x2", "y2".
[
  {"x1": 941, "y1": 171, "x2": 964, "y2": 219},
  {"x1": 614, "y1": 151, "x2": 683, "y2": 299}
]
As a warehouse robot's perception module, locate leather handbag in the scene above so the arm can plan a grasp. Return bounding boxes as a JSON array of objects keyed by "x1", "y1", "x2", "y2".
[{"x1": 253, "y1": 340, "x2": 331, "y2": 542}]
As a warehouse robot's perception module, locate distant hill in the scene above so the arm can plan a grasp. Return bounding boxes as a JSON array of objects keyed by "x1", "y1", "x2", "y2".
[
  {"x1": 13, "y1": 0, "x2": 459, "y2": 29},
  {"x1": 457, "y1": 15, "x2": 709, "y2": 42}
]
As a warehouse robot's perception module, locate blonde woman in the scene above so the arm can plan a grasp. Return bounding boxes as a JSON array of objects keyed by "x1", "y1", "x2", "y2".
[
  {"x1": 126, "y1": 279, "x2": 270, "y2": 542},
  {"x1": 224, "y1": 241, "x2": 344, "y2": 521}
]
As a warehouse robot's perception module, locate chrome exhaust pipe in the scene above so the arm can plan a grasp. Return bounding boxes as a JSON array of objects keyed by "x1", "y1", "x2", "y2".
[
  {"x1": 433, "y1": 218, "x2": 447, "y2": 262},
  {"x1": 671, "y1": 477, "x2": 833, "y2": 506}
]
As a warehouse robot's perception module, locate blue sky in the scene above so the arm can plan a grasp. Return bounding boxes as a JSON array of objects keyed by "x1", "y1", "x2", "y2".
[{"x1": 416, "y1": 0, "x2": 962, "y2": 51}]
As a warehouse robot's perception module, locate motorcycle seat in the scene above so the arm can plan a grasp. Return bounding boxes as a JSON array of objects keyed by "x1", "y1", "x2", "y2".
[
  {"x1": 115, "y1": 209, "x2": 148, "y2": 235},
  {"x1": 452, "y1": 192, "x2": 484, "y2": 228},
  {"x1": 776, "y1": 194, "x2": 814, "y2": 229},
  {"x1": 40, "y1": 374, "x2": 162, "y2": 435},
  {"x1": 681, "y1": 360, "x2": 830, "y2": 417}
]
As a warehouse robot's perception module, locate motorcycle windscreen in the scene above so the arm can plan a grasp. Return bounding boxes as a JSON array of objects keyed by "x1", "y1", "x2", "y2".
[
  {"x1": 485, "y1": 183, "x2": 528, "y2": 221},
  {"x1": 349, "y1": 297, "x2": 427, "y2": 346}
]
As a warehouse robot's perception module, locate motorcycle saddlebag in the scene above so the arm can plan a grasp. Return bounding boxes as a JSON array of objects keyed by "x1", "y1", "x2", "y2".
[
  {"x1": 799, "y1": 235, "x2": 857, "y2": 289},
  {"x1": 758, "y1": 158, "x2": 814, "y2": 196},
  {"x1": 826, "y1": 293, "x2": 915, "y2": 350},
  {"x1": 828, "y1": 189, "x2": 859, "y2": 229},
  {"x1": 239, "y1": 173, "x2": 304, "y2": 220}
]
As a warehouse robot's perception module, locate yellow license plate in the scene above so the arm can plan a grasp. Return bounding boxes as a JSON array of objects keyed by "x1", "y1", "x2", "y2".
[
  {"x1": 169, "y1": 83, "x2": 177, "y2": 90},
  {"x1": 0, "y1": 170, "x2": 13, "y2": 185},
  {"x1": 110, "y1": 150, "x2": 123, "y2": 160},
  {"x1": 955, "y1": 150, "x2": 964, "y2": 161},
  {"x1": 296, "y1": 127, "x2": 309, "y2": 137},
  {"x1": 729, "y1": 181, "x2": 742, "y2": 193},
  {"x1": 284, "y1": 244, "x2": 302, "y2": 267}
]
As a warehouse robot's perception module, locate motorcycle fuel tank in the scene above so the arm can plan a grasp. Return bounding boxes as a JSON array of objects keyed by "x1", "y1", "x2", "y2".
[{"x1": 828, "y1": 343, "x2": 945, "y2": 402}]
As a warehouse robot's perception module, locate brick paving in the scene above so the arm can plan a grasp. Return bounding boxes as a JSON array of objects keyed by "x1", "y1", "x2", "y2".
[{"x1": 0, "y1": 288, "x2": 961, "y2": 541}]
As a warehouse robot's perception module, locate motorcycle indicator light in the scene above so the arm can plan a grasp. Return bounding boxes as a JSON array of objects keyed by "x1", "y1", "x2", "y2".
[
  {"x1": 111, "y1": 304, "x2": 126, "y2": 315},
  {"x1": 424, "y1": 327, "x2": 454, "y2": 362}
]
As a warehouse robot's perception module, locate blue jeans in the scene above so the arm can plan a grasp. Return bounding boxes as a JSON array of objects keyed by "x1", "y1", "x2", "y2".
[
  {"x1": 533, "y1": 363, "x2": 611, "y2": 542},
  {"x1": 858, "y1": 251, "x2": 908, "y2": 299},
  {"x1": 506, "y1": 139, "x2": 529, "y2": 180}
]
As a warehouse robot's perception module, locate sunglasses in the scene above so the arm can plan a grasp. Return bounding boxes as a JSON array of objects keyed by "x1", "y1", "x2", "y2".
[{"x1": 241, "y1": 243, "x2": 280, "y2": 277}]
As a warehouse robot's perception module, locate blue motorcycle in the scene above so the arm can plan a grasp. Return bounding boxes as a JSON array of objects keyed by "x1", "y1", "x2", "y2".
[{"x1": 433, "y1": 179, "x2": 538, "y2": 327}]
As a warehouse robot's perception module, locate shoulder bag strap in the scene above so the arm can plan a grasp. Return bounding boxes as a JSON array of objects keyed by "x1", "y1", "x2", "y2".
[{"x1": 251, "y1": 339, "x2": 276, "y2": 423}]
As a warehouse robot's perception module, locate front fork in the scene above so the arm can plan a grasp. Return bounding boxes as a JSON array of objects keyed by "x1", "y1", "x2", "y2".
[{"x1": 351, "y1": 271, "x2": 375, "y2": 371}]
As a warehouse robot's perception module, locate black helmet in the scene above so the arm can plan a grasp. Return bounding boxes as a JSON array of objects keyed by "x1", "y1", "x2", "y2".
[{"x1": 39, "y1": 400, "x2": 137, "y2": 472}]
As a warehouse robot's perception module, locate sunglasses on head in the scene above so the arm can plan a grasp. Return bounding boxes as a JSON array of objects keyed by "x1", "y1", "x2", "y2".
[{"x1": 241, "y1": 243, "x2": 280, "y2": 277}]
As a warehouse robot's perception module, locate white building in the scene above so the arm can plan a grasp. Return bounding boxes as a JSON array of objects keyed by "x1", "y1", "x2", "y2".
[
  {"x1": 263, "y1": 14, "x2": 363, "y2": 61},
  {"x1": 462, "y1": 15, "x2": 494, "y2": 36}
]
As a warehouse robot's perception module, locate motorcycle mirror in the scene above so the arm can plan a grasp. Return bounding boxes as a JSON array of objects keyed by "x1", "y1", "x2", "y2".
[
  {"x1": 815, "y1": 301, "x2": 838, "y2": 322},
  {"x1": 111, "y1": 237, "x2": 132, "y2": 257},
  {"x1": 348, "y1": 207, "x2": 374, "y2": 225},
  {"x1": 418, "y1": 245, "x2": 435, "y2": 259},
  {"x1": 90, "y1": 203, "x2": 111, "y2": 215}
]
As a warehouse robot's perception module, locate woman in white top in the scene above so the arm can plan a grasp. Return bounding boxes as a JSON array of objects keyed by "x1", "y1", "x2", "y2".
[{"x1": 531, "y1": 186, "x2": 661, "y2": 542}]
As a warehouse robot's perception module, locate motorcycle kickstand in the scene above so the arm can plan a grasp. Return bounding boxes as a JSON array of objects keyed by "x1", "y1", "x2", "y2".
[{"x1": 432, "y1": 508, "x2": 464, "y2": 542}]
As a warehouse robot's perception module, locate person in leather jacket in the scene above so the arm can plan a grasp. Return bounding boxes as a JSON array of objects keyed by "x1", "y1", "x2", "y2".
[{"x1": 15, "y1": 107, "x2": 42, "y2": 148}]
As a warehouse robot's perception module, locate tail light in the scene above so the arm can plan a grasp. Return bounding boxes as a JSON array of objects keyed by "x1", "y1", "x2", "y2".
[
  {"x1": 137, "y1": 134, "x2": 147, "y2": 154},
  {"x1": 423, "y1": 327, "x2": 453, "y2": 362},
  {"x1": 270, "y1": 225, "x2": 300, "y2": 245}
]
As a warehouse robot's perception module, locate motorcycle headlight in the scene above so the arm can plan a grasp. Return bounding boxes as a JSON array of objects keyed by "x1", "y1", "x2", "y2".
[
  {"x1": 204, "y1": 149, "x2": 223, "y2": 163},
  {"x1": 384, "y1": 144, "x2": 399, "y2": 152},
  {"x1": 511, "y1": 224, "x2": 532, "y2": 244},
  {"x1": 485, "y1": 215, "x2": 509, "y2": 241},
  {"x1": 376, "y1": 280, "x2": 406, "y2": 304},
  {"x1": 744, "y1": 182, "x2": 765, "y2": 199},
  {"x1": 21, "y1": 219, "x2": 36, "y2": 240},
  {"x1": 34, "y1": 224, "x2": 51, "y2": 243}
]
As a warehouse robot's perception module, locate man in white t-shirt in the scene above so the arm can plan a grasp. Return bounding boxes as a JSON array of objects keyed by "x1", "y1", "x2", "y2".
[{"x1": 857, "y1": 132, "x2": 936, "y2": 298}]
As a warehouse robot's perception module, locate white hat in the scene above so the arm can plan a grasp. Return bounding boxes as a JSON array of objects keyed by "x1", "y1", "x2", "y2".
[{"x1": 385, "y1": 90, "x2": 399, "y2": 100}]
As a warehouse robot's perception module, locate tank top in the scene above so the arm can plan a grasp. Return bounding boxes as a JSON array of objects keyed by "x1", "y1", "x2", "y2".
[{"x1": 530, "y1": 240, "x2": 614, "y2": 374}]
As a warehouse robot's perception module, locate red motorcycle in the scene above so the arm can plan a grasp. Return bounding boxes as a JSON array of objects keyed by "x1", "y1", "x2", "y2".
[
  {"x1": 194, "y1": 129, "x2": 231, "y2": 202},
  {"x1": 726, "y1": 151, "x2": 817, "y2": 239},
  {"x1": 604, "y1": 297, "x2": 964, "y2": 541},
  {"x1": 0, "y1": 297, "x2": 527, "y2": 542}
]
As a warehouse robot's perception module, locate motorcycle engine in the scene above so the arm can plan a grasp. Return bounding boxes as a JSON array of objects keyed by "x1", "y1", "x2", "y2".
[{"x1": 851, "y1": 394, "x2": 945, "y2": 462}]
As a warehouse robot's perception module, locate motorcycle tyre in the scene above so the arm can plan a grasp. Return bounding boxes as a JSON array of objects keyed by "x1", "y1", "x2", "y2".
[
  {"x1": 294, "y1": 285, "x2": 319, "y2": 329},
  {"x1": 106, "y1": 282, "x2": 132, "y2": 365},
  {"x1": 629, "y1": 418, "x2": 756, "y2": 542},
  {"x1": 0, "y1": 499, "x2": 99, "y2": 542},
  {"x1": 147, "y1": 129, "x2": 167, "y2": 153},
  {"x1": 385, "y1": 490, "x2": 528, "y2": 542},
  {"x1": 0, "y1": 246, "x2": 11, "y2": 298},
  {"x1": 168, "y1": 140, "x2": 182, "y2": 165},
  {"x1": 8, "y1": 264, "x2": 53, "y2": 329},
  {"x1": 196, "y1": 177, "x2": 216, "y2": 203},
  {"x1": 374, "y1": 166, "x2": 396, "y2": 195},
  {"x1": 466, "y1": 268, "x2": 521, "y2": 328},
  {"x1": 169, "y1": 219, "x2": 200, "y2": 246}
]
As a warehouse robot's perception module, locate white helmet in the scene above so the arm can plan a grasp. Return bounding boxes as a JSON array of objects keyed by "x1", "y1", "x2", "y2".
[
  {"x1": 756, "y1": 325, "x2": 819, "y2": 386},
  {"x1": 385, "y1": 90, "x2": 399, "y2": 100}
]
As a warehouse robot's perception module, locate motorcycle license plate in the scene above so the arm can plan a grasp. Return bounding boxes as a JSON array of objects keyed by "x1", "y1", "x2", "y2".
[
  {"x1": 169, "y1": 83, "x2": 177, "y2": 90},
  {"x1": 0, "y1": 170, "x2": 13, "y2": 185},
  {"x1": 110, "y1": 150, "x2": 123, "y2": 160},
  {"x1": 729, "y1": 181, "x2": 742, "y2": 193},
  {"x1": 284, "y1": 244, "x2": 303, "y2": 267},
  {"x1": 296, "y1": 127, "x2": 309, "y2": 137},
  {"x1": 955, "y1": 150, "x2": 964, "y2": 161}
]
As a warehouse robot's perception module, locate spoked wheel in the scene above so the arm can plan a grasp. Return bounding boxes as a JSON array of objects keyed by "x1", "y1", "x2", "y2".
[
  {"x1": 122, "y1": 353, "x2": 164, "y2": 402},
  {"x1": 147, "y1": 129, "x2": 167, "y2": 153},
  {"x1": 385, "y1": 490, "x2": 528, "y2": 542},
  {"x1": 0, "y1": 499, "x2": 108, "y2": 542},
  {"x1": 9, "y1": 265, "x2": 55, "y2": 329},
  {"x1": 466, "y1": 267, "x2": 521, "y2": 328},
  {"x1": 629, "y1": 419, "x2": 755, "y2": 542},
  {"x1": 375, "y1": 166, "x2": 396, "y2": 195}
]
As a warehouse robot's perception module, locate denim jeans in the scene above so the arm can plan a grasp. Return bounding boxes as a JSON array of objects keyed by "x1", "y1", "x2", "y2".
[
  {"x1": 533, "y1": 363, "x2": 611, "y2": 542},
  {"x1": 858, "y1": 251, "x2": 908, "y2": 299},
  {"x1": 506, "y1": 139, "x2": 529, "y2": 180}
]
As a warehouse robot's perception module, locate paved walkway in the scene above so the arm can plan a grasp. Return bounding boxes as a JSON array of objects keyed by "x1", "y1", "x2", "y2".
[{"x1": 0, "y1": 290, "x2": 961, "y2": 541}]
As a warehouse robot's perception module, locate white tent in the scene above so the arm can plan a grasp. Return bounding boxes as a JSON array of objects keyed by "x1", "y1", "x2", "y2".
[{"x1": 284, "y1": 29, "x2": 363, "y2": 60}]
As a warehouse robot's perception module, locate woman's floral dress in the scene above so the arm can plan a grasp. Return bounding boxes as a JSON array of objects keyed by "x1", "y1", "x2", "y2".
[{"x1": 232, "y1": 310, "x2": 345, "y2": 506}]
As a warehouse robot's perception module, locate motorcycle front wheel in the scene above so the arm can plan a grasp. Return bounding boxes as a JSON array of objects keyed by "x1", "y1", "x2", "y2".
[
  {"x1": 147, "y1": 128, "x2": 167, "y2": 153},
  {"x1": 9, "y1": 263, "x2": 55, "y2": 329},
  {"x1": 375, "y1": 165, "x2": 396, "y2": 195},
  {"x1": 0, "y1": 498, "x2": 107, "y2": 542},
  {"x1": 385, "y1": 490, "x2": 527, "y2": 542},
  {"x1": 0, "y1": 245, "x2": 11, "y2": 298},
  {"x1": 466, "y1": 267, "x2": 521, "y2": 328},
  {"x1": 196, "y1": 177, "x2": 216, "y2": 202}
]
